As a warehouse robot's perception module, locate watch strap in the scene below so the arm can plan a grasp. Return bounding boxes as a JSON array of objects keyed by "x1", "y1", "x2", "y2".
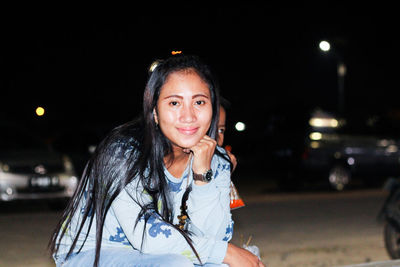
[{"x1": 192, "y1": 169, "x2": 213, "y2": 182}]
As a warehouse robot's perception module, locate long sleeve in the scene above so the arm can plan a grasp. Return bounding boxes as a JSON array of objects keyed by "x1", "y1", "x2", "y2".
[
  {"x1": 54, "y1": 135, "x2": 232, "y2": 264},
  {"x1": 110, "y1": 179, "x2": 228, "y2": 264},
  {"x1": 187, "y1": 149, "x2": 233, "y2": 241}
]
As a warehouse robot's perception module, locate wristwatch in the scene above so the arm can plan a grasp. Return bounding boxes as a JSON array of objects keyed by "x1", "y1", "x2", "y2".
[{"x1": 192, "y1": 169, "x2": 213, "y2": 183}]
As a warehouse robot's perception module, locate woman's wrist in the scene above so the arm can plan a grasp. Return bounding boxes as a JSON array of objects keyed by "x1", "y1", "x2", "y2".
[{"x1": 194, "y1": 180, "x2": 209, "y2": 186}]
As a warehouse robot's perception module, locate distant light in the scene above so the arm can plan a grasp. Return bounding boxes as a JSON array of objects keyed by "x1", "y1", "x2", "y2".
[
  {"x1": 338, "y1": 63, "x2": 347, "y2": 76},
  {"x1": 386, "y1": 145, "x2": 398, "y2": 153},
  {"x1": 319, "y1": 40, "x2": 331, "y2": 52},
  {"x1": 88, "y1": 145, "x2": 97, "y2": 154},
  {"x1": 310, "y1": 141, "x2": 320, "y2": 149},
  {"x1": 309, "y1": 132, "x2": 322, "y2": 141},
  {"x1": 378, "y1": 139, "x2": 390, "y2": 147},
  {"x1": 345, "y1": 147, "x2": 353, "y2": 154},
  {"x1": 309, "y1": 118, "x2": 338, "y2": 128},
  {"x1": 235, "y1": 122, "x2": 246, "y2": 132},
  {"x1": 347, "y1": 157, "x2": 355, "y2": 165},
  {"x1": 6, "y1": 187, "x2": 13, "y2": 195},
  {"x1": 171, "y1": 51, "x2": 182, "y2": 55},
  {"x1": 36, "y1": 106, "x2": 45, "y2": 116}
]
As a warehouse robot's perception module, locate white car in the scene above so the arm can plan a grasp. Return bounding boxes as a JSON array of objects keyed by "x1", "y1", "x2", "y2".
[{"x1": 0, "y1": 126, "x2": 78, "y2": 209}]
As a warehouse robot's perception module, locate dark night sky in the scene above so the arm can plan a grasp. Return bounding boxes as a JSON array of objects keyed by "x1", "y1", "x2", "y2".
[{"x1": 2, "y1": 3, "x2": 400, "y2": 155}]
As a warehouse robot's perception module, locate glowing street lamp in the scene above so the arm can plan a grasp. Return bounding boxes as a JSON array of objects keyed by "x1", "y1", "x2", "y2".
[
  {"x1": 319, "y1": 40, "x2": 331, "y2": 52},
  {"x1": 235, "y1": 122, "x2": 246, "y2": 132},
  {"x1": 36, "y1": 106, "x2": 45, "y2": 117},
  {"x1": 318, "y1": 40, "x2": 346, "y2": 114}
]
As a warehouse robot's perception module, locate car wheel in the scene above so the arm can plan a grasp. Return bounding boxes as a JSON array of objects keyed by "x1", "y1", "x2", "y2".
[
  {"x1": 383, "y1": 191, "x2": 400, "y2": 259},
  {"x1": 328, "y1": 164, "x2": 351, "y2": 191},
  {"x1": 384, "y1": 220, "x2": 400, "y2": 259}
]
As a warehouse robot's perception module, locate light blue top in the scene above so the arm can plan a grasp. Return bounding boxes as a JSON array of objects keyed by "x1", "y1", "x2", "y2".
[{"x1": 56, "y1": 147, "x2": 233, "y2": 264}]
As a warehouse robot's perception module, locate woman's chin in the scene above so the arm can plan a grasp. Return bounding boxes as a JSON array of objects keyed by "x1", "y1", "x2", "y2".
[{"x1": 176, "y1": 141, "x2": 199, "y2": 151}]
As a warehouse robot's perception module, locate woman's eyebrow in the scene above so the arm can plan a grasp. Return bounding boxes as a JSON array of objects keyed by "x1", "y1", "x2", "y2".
[
  {"x1": 162, "y1": 94, "x2": 209, "y2": 100},
  {"x1": 192, "y1": 94, "x2": 210, "y2": 99},
  {"x1": 163, "y1": 95, "x2": 183, "y2": 100}
]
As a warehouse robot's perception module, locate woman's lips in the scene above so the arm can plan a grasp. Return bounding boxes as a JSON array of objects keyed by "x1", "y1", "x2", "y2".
[{"x1": 177, "y1": 127, "x2": 199, "y2": 135}]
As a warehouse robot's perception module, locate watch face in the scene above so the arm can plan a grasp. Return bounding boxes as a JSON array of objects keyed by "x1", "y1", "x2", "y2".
[{"x1": 205, "y1": 170, "x2": 213, "y2": 182}]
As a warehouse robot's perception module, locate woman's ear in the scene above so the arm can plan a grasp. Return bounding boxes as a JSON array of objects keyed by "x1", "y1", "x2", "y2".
[{"x1": 153, "y1": 108, "x2": 159, "y2": 125}]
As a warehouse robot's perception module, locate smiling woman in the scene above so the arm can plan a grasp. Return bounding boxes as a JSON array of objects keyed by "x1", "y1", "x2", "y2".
[
  {"x1": 154, "y1": 70, "x2": 213, "y2": 152},
  {"x1": 49, "y1": 54, "x2": 264, "y2": 267}
]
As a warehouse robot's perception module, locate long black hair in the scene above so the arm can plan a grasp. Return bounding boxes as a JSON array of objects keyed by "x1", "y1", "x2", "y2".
[{"x1": 49, "y1": 55, "x2": 223, "y2": 267}]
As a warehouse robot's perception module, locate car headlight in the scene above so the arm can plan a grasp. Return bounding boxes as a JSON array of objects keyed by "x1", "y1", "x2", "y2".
[
  {"x1": 58, "y1": 174, "x2": 78, "y2": 196},
  {"x1": 62, "y1": 155, "x2": 75, "y2": 174},
  {"x1": 65, "y1": 176, "x2": 78, "y2": 196}
]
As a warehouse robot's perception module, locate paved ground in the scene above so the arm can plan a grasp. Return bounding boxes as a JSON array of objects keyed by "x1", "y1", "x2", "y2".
[
  {"x1": 0, "y1": 179, "x2": 395, "y2": 267},
  {"x1": 232, "y1": 180, "x2": 391, "y2": 267}
]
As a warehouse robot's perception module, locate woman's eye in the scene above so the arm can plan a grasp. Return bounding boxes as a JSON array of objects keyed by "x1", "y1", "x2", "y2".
[
  {"x1": 195, "y1": 100, "x2": 206, "y2": 105},
  {"x1": 218, "y1": 128, "x2": 225, "y2": 134},
  {"x1": 169, "y1": 101, "x2": 179, "y2": 106}
]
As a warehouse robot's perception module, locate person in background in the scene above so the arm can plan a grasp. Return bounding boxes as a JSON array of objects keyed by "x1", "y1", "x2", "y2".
[
  {"x1": 218, "y1": 98, "x2": 245, "y2": 210},
  {"x1": 217, "y1": 98, "x2": 237, "y2": 171},
  {"x1": 49, "y1": 55, "x2": 264, "y2": 267}
]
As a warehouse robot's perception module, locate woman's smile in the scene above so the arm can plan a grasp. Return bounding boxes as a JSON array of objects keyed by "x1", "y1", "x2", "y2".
[{"x1": 177, "y1": 127, "x2": 200, "y2": 135}]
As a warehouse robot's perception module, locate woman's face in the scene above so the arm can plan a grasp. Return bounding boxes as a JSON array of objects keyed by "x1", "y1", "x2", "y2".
[{"x1": 155, "y1": 70, "x2": 213, "y2": 150}]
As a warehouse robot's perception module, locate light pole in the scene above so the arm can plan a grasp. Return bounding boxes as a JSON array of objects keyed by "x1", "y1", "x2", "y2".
[
  {"x1": 319, "y1": 40, "x2": 346, "y2": 115},
  {"x1": 337, "y1": 61, "x2": 346, "y2": 114}
]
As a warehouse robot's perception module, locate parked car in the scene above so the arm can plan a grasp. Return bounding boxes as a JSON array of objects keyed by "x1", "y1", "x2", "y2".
[
  {"x1": 0, "y1": 124, "x2": 78, "y2": 209},
  {"x1": 300, "y1": 109, "x2": 400, "y2": 190}
]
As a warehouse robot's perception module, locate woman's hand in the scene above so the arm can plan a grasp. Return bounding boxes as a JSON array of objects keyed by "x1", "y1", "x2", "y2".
[
  {"x1": 186, "y1": 135, "x2": 216, "y2": 185},
  {"x1": 223, "y1": 243, "x2": 265, "y2": 267}
]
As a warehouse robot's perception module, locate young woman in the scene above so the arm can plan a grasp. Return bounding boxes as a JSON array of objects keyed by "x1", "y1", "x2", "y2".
[{"x1": 49, "y1": 55, "x2": 264, "y2": 267}]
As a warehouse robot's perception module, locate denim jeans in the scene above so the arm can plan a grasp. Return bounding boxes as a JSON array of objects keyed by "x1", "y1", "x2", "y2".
[{"x1": 55, "y1": 248, "x2": 228, "y2": 267}]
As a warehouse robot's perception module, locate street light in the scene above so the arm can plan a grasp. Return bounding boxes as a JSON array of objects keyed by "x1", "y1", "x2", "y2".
[
  {"x1": 35, "y1": 106, "x2": 45, "y2": 117},
  {"x1": 235, "y1": 122, "x2": 246, "y2": 132},
  {"x1": 319, "y1": 40, "x2": 346, "y2": 114},
  {"x1": 319, "y1": 40, "x2": 331, "y2": 52}
]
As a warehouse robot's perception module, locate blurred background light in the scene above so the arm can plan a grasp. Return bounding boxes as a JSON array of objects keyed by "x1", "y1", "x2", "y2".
[
  {"x1": 235, "y1": 122, "x2": 246, "y2": 131},
  {"x1": 35, "y1": 106, "x2": 45, "y2": 116},
  {"x1": 309, "y1": 117, "x2": 339, "y2": 128},
  {"x1": 310, "y1": 141, "x2": 320, "y2": 149},
  {"x1": 309, "y1": 132, "x2": 322, "y2": 140},
  {"x1": 319, "y1": 40, "x2": 331, "y2": 52},
  {"x1": 386, "y1": 145, "x2": 398, "y2": 153}
]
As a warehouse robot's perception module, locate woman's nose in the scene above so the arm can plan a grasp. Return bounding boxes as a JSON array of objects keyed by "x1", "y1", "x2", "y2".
[{"x1": 179, "y1": 105, "x2": 196, "y2": 123}]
